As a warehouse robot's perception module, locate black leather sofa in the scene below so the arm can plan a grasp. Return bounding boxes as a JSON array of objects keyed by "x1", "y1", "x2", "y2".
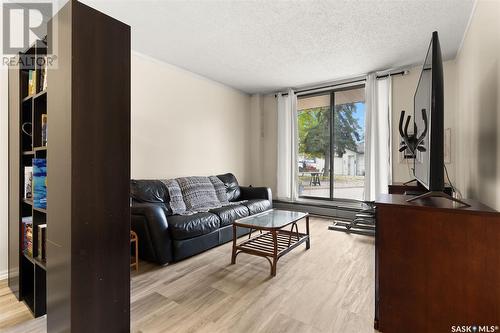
[{"x1": 130, "y1": 173, "x2": 272, "y2": 265}]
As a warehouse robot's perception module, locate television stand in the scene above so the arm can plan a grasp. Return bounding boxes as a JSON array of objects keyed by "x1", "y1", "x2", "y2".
[
  {"x1": 375, "y1": 194, "x2": 500, "y2": 332},
  {"x1": 406, "y1": 190, "x2": 471, "y2": 207}
]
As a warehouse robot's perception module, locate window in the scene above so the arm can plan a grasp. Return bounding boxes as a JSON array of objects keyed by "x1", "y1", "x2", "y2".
[{"x1": 297, "y1": 85, "x2": 366, "y2": 201}]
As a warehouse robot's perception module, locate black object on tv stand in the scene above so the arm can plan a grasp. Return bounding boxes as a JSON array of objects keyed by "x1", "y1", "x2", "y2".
[{"x1": 406, "y1": 190, "x2": 471, "y2": 207}]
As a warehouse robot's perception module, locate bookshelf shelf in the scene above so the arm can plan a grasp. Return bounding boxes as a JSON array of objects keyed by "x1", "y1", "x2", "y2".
[
  {"x1": 33, "y1": 207, "x2": 47, "y2": 214},
  {"x1": 33, "y1": 90, "x2": 47, "y2": 100},
  {"x1": 34, "y1": 258, "x2": 47, "y2": 270},
  {"x1": 22, "y1": 151, "x2": 35, "y2": 155},
  {"x1": 22, "y1": 90, "x2": 46, "y2": 102},
  {"x1": 23, "y1": 252, "x2": 47, "y2": 270},
  {"x1": 22, "y1": 199, "x2": 33, "y2": 205}
]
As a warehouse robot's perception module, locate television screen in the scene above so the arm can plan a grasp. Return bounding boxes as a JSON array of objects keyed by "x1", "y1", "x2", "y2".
[{"x1": 414, "y1": 40, "x2": 433, "y2": 189}]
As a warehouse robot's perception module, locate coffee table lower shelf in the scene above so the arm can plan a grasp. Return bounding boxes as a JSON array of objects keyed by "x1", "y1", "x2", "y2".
[{"x1": 231, "y1": 229, "x2": 310, "y2": 277}]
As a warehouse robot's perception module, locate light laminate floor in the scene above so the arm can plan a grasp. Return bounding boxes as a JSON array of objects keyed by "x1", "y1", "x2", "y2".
[
  {"x1": 0, "y1": 279, "x2": 34, "y2": 331},
  {"x1": 1, "y1": 217, "x2": 376, "y2": 333}
]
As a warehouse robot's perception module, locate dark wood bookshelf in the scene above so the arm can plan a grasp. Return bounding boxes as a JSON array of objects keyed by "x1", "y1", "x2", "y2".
[
  {"x1": 9, "y1": 37, "x2": 48, "y2": 318},
  {"x1": 9, "y1": 1, "x2": 130, "y2": 329}
]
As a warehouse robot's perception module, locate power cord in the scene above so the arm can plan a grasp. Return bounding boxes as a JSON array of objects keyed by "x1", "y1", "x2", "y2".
[
  {"x1": 444, "y1": 164, "x2": 463, "y2": 199},
  {"x1": 406, "y1": 158, "x2": 413, "y2": 179}
]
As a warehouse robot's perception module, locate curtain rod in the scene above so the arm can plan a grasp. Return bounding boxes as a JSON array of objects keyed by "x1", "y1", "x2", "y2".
[
  {"x1": 376, "y1": 70, "x2": 408, "y2": 79},
  {"x1": 274, "y1": 78, "x2": 366, "y2": 98},
  {"x1": 274, "y1": 70, "x2": 408, "y2": 98}
]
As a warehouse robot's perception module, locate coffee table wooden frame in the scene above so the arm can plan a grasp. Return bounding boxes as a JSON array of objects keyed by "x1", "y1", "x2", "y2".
[{"x1": 231, "y1": 210, "x2": 310, "y2": 277}]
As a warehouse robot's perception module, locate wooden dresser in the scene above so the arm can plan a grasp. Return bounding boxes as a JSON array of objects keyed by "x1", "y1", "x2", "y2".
[{"x1": 375, "y1": 194, "x2": 500, "y2": 333}]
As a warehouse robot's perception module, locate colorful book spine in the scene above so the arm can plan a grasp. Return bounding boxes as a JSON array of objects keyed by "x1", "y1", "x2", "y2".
[
  {"x1": 24, "y1": 166, "x2": 33, "y2": 199},
  {"x1": 33, "y1": 158, "x2": 47, "y2": 209},
  {"x1": 37, "y1": 224, "x2": 47, "y2": 261},
  {"x1": 22, "y1": 217, "x2": 33, "y2": 256},
  {"x1": 28, "y1": 70, "x2": 33, "y2": 95},
  {"x1": 32, "y1": 70, "x2": 37, "y2": 94},
  {"x1": 28, "y1": 70, "x2": 37, "y2": 95},
  {"x1": 42, "y1": 59, "x2": 48, "y2": 91},
  {"x1": 41, "y1": 114, "x2": 48, "y2": 146}
]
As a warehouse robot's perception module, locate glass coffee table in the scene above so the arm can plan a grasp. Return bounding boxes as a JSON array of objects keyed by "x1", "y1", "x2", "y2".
[{"x1": 231, "y1": 209, "x2": 310, "y2": 277}]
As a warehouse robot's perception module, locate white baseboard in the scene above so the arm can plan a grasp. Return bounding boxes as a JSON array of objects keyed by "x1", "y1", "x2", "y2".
[{"x1": 0, "y1": 269, "x2": 8, "y2": 281}]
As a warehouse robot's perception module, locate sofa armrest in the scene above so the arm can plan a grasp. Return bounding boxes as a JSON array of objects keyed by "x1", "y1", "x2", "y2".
[
  {"x1": 131, "y1": 203, "x2": 173, "y2": 265},
  {"x1": 239, "y1": 186, "x2": 272, "y2": 202}
]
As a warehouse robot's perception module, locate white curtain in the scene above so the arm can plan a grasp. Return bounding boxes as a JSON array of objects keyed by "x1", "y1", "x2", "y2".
[
  {"x1": 276, "y1": 89, "x2": 298, "y2": 201},
  {"x1": 364, "y1": 74, "x2": 392, "y2": 201}
]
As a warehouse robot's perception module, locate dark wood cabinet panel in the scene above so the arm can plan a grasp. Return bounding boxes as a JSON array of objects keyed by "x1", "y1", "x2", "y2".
[
  {"x1": 375, "y1": 194, "x2": 500, "y2": 333},
  {"x1": 70, "y1": 1, "x2": 131, "y2": 331}
]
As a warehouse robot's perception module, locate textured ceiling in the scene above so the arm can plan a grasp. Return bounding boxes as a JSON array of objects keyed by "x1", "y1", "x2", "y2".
[{"x1": 81, "y1": 0, "x2": 474, "y2": 94}]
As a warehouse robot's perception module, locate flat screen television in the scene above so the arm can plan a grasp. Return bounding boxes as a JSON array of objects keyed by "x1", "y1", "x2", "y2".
[{"x1": 413, "y1": 31, "x2": 444, "y2": 192}]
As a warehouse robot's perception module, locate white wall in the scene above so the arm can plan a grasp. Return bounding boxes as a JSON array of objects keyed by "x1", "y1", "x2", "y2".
[
  {"x1": 131, "y1": 51, "x2": 252, "y2": 184},
  {"x1": 391, "y1": 60, "x2": 457, "y2": 184},
  {"x1": 0, "y1": 65, "x2": 8, "y2": 280},
  {"x1": 249, "y1": 95, "x2": 264, "y2": 186},
  {"x1": 251, "y1": 94, "x2": 278, "y2": 193},
  {"x1": 455, "y1": 0, "x2": 500, "y2": 210},
  {"x1": 0, "y1": 8, "x2": 8, "y2": 279}
]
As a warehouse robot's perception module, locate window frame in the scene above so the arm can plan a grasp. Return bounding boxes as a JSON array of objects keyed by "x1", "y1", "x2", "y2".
[{"x1": 297, "y1": 83, "x2": 366, "y2": 201}]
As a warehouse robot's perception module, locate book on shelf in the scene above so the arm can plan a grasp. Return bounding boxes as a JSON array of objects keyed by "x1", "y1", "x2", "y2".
[
  {"x1": 37, "y1": 224, "x2": 47, "y2": 261},
  {"x1": 28, "y1": 70, "x2": 32, "y2": 95},
  {"x1": 41, "y1": 114, "x2": 48, "y2": 146},
  {"x1": 22, "y1": 217, "x2": 33, "y2": 257},
  {"x1": 28, "y1": 70, "x2": 37, "y2": 96},
  {"x1": 33, "y1": 158, "x2": 47, "y2": 209},
  {"x1": 40, "y1": 58, "x2": 48, "y2": 91},
  {"x1": 32, "y1": 69, "x2": 37, "y2": 94},
  {"x1": 24, "y1": 166, "x2": 33, "y2": 199}
]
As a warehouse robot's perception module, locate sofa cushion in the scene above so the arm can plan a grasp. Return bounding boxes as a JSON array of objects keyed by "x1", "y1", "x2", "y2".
[
  {"x1": 242, "y1": 199, "x2": 272, "y2": 215},
  {"x1": 209, "y1": 205, "x2": 250, "y2": 227},
  {"x1": 131, "y1": 180, "x2": 169, "y2": 203},
  {"x1": 216, "y1": 173, "x2": 241, "y2": 202},
  {"x1": 168, "y1": 212, "x2": 220, "y2": 240}
]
